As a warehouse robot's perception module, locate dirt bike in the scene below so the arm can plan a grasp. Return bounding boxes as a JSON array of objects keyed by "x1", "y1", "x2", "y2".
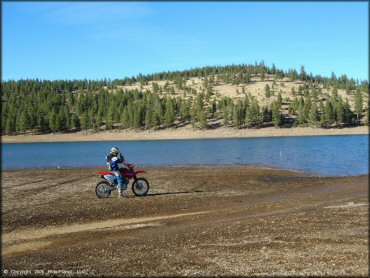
[{"x1": 95, "y1": 163, "x2": 149, "y2": 198}]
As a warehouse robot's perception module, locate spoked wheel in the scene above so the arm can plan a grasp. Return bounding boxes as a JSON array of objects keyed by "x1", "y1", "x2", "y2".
[
  {"x1": 132, "y1": 178, "x2": 149, "y2": 196},
  {"x1": 95, "y1": 181, "x2": 113, "y2": 198}
]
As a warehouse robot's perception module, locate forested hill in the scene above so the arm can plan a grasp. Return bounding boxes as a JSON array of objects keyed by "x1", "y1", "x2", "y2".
[{"x1": 1, "y1": 62, "x2": 369, "y2": 135}]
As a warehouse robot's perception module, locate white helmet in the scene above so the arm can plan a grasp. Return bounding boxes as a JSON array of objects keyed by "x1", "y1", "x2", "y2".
[{"x1": 110, "y1": 147, "x2": 120, "y2": 155}]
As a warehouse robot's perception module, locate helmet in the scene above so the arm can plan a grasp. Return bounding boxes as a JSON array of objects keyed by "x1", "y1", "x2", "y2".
[{"x1": 110, "y1": 147, "x2": 120, "y2": 155}]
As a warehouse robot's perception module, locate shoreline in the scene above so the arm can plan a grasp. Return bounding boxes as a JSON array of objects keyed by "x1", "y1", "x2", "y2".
[
  {"x1": 3, "y1": 165, "x2": 368, "y2": 179},
  {"x1": 2, "y1": 126, "x2": 368, "y2": 143}
]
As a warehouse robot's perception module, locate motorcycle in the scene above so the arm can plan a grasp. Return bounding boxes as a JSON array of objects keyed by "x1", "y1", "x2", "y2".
[{"x1": 95, "y1": 163, "x2": 149, "y2": 198}]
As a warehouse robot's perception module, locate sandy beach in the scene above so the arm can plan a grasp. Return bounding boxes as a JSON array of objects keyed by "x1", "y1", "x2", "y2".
[
  {"x1": 2, "y1": 125, "x2": 368, "y2": 143},
  {"x1": 2, "y1": 166, "x2": 368, "y2": 276}
]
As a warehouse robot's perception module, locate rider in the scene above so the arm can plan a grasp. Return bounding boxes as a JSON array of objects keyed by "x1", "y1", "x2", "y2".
[{"x1": 106, "y1": 147, "x2": 126, "y2": 199}]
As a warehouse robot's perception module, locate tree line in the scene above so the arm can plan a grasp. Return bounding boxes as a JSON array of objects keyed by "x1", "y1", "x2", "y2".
[{"x1": 1, "y1": 63, "x2": 368, "y2": 135}]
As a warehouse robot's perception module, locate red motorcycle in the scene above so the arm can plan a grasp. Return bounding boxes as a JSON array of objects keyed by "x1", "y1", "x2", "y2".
[{"x1": 95, "y1": 163, "x2": 149, "y2": 198}]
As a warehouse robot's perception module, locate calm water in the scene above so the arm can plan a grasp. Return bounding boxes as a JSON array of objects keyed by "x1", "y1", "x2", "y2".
[{"x1": 2, "y1": 135, "x2": 368, "y2": 176}]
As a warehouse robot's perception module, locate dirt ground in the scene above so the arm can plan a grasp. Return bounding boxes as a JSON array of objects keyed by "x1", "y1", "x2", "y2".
[{"x1": 1, "y1": 166, "x2": 368, "y2": 277}]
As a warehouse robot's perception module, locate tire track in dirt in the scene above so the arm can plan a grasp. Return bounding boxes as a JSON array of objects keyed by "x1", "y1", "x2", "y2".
[
  {"x1": 18, "y1": 177, "x2": 87, "y2": 195},
  {"x1": 2, "y1": 211, "x2": 208, "y2": 255},
  {"x1": 7, "y1": 179, "x2": 45, "y2": 188}
]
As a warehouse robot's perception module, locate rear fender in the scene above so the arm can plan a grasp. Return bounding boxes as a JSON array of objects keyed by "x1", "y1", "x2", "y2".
[
  {"x1": 135, "y1": 170, "x2": 147, "y2": 175},
  {"x1": 96, "y1": 170, "x2": 115, "y2": 176}
]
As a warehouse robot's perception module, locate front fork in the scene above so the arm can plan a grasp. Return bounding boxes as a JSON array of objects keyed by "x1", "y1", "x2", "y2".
[{"x1": 122, "y1": 177, "x2": 129, "y2": 190}]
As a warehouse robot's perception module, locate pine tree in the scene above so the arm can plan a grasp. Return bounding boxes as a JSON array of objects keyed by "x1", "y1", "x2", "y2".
[
  {"x1": 261, "y1": 106, "x2": 271, "y2": 125},
  {"x1": 49, "y1": 109, "x2": 57, "y2": 132},
  {"x1": 303, "y1": 96, "x2": 312, "y2": 121},
  {"x1": 246, "y1": 98, "x2": 261, "y2": 127},
  {"x1": 58, "y1": 109, "x2": 66, "y2": 131},
  {"x1": 198, "y1": 109, "x2": 207, "y2": 129},
  {"x1": 55, "y1": 115, "x2": 61, "y2": 132},
  {"x1": 179, "y1": 99, "x2": 189, "y2": 123},
  {"x1": 121, "y1": 108, "x2": 129, "y2": 129},
  {"x1": 81, "y1": 113, "x2": 89, "y2": 133},
  {"x1": 265, "y1": 84, "x2": 271, "y2": 98},
  {"x1": 152, "y1": 103, "x2": 163, "y2": 129},
  {"x1": 96, "y1": 114, "x2": 101, "y2": 131},
  {"x1": 105, "y1": 111, "x2": 113, "y2": 130},
  {"x1": 300, "y1": 65, "x2": 306, "y2": 81},
  {"x1": 145, "y1": 106, "x2": 154, "y2": 129},
  {"x1": 354, "y1": 90, "x2": 363, "y2": 124},
  {"x1": 309, "y1": 102, "x2": 319, "y2": 126},
  {"x1": 311, "y1": 87, "x2": 318, "y2": 101},
  {"x1": 223, "y1": 106, "x2": 229, "y2": 127},
  {"x1": 238, "y1": 101, "x2": 246, "y2": 128},
  {"x1": 336, "y1": 97, "x2": 344, "y2": 127},
  {"x1": 272, "y1": 63, "x2": 276, "y2": 74},
  {"x1": 343, "y1": 100, "x2": 353, "y2": 126},
  {"x1": 245, "y1": 105, "x2": 252, "y2": 128},
  {"x1": 232, "y1": 104, "x2": 239, "y2": 129},
  {"x1": 37, "y1": 113, "x2": 46, "y2": 132},
  {"x1": 133, "y1": 105, "x2": 142, "y2": 129},
  {"x1": 155, "y1": 96, "x2": 164, "y2": 127},
  {"x1": 152, "y1": 82, "x2": 160, "y2": 94},
  {"x1": 319, "y1": 100, "x2": 324, "y2": 114},
  {"x1": 18, "y1": 111, "x2": 29, "y2": 133},
  {"x1": 5, "y1": 117, "x2": 15, "y2": 135},
  {"x1": 62, "y1": 106, "x2": 70, "y2": 130},
  {"x1": 27, "y1": 110, "x2": 37, "y2": 132},
  {"x1": 271, "y1": 100, "x2": 281, "y2": 128},
  {"x1": 297, "y1": 104, "x2": 306, "y2": 126},
  {"x1": 288, "y1": 98, "x2": 298, "y2": 115},
  {"x1": 152, "y1": 110, "x2": 161, "y2": 129},
  {"x1": 72, "y1": 114, "x2": 80, "y2": 129},
  {"x1": 261, "y1": 71, "x2": 266, "y2": 81},
  {"x1": 164, "y1": 97, "x2": 175, "y2": 128},
  {"x1": 126, "y1": 102, "x2": 133, "y2": 128},
  {"x1": 322, "y1": 101, "x2": 334, "y2": 128},
  {"x1": 89, "y1": 110, "x2": 96, "y2": 131}
]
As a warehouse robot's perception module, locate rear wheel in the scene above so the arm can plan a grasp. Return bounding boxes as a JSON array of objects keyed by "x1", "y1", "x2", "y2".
[
  {"x1": 132, "y1": 178, "x2": 149, "y2": 196},
  {"x1": 95, "y1": 181, "x2": 113, "y2": 198}
]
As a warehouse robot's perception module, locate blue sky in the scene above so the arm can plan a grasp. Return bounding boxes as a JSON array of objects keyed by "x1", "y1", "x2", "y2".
[{"x1": 3, "y1": 1, "x2": 369, "y2": 81}]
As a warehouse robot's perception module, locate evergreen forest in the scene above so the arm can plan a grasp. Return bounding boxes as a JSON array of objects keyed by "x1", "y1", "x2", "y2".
[{"x1": 1, "y1": 62, "x2": 369, "y2": 135}]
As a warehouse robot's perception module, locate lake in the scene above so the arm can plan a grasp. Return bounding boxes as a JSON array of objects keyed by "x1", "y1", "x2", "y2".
[{"x1": 1, "y1": 135, "x2": 368, "y2": 176}]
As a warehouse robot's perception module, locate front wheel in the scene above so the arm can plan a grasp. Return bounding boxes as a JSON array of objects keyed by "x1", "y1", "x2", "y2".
[
  {"x1": 96, "y1": 181, "x2": 113, "y2": 198},
  {"x1": 132, "y1": 178, "x2": 149, "y2": 196}
]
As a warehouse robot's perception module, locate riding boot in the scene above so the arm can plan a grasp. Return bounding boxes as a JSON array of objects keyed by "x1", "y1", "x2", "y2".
[
  {"x1": 117, "y1": 176, "x2": 124, "y2": 199},
  {"x1": 117, "y1": 187, "x2": 124, "y2": 199}
]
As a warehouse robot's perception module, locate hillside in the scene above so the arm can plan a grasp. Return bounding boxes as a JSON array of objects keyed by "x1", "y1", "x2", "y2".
[
  {"x1": 116, "y1": 74, "x2": 367, "y2": 126},
  {"x1": 1, "y1": 63, "x2": 369, "y2": 137}
]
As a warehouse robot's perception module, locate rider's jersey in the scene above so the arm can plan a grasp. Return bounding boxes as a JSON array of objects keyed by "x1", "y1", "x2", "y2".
[{"x1": 106, "y1": 153, "x2": 124, "y2": 171}]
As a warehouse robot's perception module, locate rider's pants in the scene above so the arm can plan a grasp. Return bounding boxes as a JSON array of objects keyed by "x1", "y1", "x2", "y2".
[{"x1": 113, "y1": 171, "x2": 123, "y2": 189}]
